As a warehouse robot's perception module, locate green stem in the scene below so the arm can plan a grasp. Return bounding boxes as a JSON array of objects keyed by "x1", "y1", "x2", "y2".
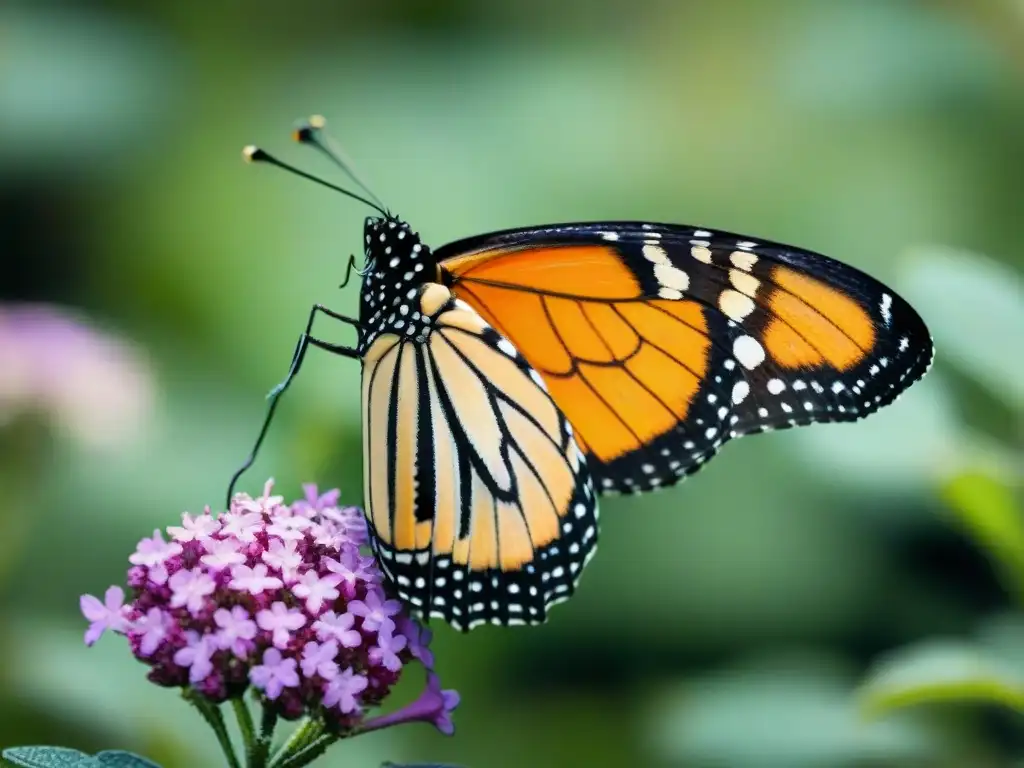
[
  {"x1": 184, "y1": 691, "x2": 241, "y2": 768},
  {"x1": 272, "y1": 734, "x2": 340, "y2": 768},
  {"x1": 232, "y1": 697, "x2": 257, "y2": 759},
  {"x1": 249, "y1": 702, "x2": 279, "y2": 768},
  {"x1": 268, "y1": 717, "x2": 324, "y2": 767}
]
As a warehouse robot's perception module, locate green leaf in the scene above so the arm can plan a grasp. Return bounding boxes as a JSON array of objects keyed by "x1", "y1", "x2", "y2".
[
  {"x1": 649, "y1": 657, "x2": 937, "y2": 767},
  {"x1": 860, "y1": 639, "x2": 1024, "y2": 716},
  {"x1": 1, "y1": 747, "x2": 100, "y2": 768},
  {"x1": 941, "y1": 470, "x2": 1024, "y2": 601},
  {"x1": 95, "y1": 752, "x2": 162, "y2": 768},
  {"x1": 902, "y1": 245, "x2": 1024, "y2": 408}
]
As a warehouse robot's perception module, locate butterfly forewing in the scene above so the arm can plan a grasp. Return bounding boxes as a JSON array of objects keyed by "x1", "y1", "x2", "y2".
[{"x1": 436, "y1": 221, "x2": 933, "y2": 495}]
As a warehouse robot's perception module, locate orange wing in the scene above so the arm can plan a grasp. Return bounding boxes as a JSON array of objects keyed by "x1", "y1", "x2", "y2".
[
  {"x1": 436, "y1": 222, "x2": 933, "y2": 494},
  {"x1": 362, "y1": 283, "x2": 598, "y2": 631}
]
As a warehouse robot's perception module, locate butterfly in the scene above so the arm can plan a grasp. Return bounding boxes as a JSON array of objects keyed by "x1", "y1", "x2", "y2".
[{"x1": 229, "y1": 116, "x2": 934, "y2": 632}]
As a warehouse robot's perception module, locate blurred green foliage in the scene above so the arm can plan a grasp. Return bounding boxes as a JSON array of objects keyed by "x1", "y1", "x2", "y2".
[{"x1": 1, "y1": 1, "x2": 1022, "y2": 766}]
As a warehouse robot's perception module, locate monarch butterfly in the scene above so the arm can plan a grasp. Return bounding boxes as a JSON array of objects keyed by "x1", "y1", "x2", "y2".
[{"x1": 229, "y1": 116, "x2": 933, "y2": 632}]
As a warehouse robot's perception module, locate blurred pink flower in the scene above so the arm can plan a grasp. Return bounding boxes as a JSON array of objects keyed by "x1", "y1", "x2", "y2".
[{"x1": 0, "y1": 302, "x2": 154, "y2": 450}]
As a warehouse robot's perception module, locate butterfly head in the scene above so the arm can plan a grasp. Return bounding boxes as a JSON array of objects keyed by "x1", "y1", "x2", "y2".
[{"x1": 358, "y1": 216, "x2": 437, "y2": 349}]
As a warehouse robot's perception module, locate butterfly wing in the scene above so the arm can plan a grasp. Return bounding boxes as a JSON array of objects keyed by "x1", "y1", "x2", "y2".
[
  {"x1": 436, "y1": 222, "x2": 933, "y2": 494},
  {"x1": 361, "y1": 283, "x2": 597, "y2": 631}
]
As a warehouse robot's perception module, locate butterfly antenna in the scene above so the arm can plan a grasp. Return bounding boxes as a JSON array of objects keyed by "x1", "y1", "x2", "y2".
[
  {"x1": 241, "y1": 145, "x2": 388, "y2": 217},
  {"x1": 293, "y1": 115, "x2": 388, "y2": 214}
]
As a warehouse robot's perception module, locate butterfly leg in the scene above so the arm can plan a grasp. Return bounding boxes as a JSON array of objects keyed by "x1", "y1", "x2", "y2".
[{"x1": 226, "y1": 303, "x2": 360, "y2": 505}]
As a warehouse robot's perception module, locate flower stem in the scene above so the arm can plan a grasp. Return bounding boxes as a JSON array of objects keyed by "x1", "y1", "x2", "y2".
[
  {"x1": 268, "y1": 717, "x2": 323, "y2": 767},
  {"x1": 271, "y1": 734, "x2": 339, "y2": 768},
  {"x1": 249, "y1": 701, "x2": 279, "y2": 768},
  {"x1": 184, "y1": 691, "x2": 241, "y2": 768},
  {"x1": 232, "y1": 697, "x2": 257, "y2": 758}
]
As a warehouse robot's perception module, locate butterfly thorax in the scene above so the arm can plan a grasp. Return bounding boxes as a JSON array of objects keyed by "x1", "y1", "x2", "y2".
[{"x1": 358, "y1": 216, "x2": 438, "y2": 354}]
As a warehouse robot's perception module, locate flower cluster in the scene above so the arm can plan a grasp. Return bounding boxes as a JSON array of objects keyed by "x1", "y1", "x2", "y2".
[{"x1": 81, "y1": 480, "x2": 458, "y2": 736}]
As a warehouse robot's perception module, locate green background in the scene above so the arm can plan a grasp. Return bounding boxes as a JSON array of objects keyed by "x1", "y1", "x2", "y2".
[{"x1": 1, "y1": 1, "x2": 1022, "y2": 766}]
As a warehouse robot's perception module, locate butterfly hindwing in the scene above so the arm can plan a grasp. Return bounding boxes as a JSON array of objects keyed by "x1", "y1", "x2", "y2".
[
  {"x1": 360, "y1": 279, "x2": 598, "y2": 631},
  {"x1": 436, "y1": 221, "x2": 933, "y2": 494}
]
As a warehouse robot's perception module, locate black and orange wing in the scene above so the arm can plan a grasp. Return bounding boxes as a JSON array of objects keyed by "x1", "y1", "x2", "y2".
[
  {"x1": 361, "y1": 283, "x2": 597, "y2": 631},
  {"x1": 435, "y1": 222, "x2": 933, "y2": 494}
]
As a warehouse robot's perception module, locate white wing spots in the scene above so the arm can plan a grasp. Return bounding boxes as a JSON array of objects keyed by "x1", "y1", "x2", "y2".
[
  {"x1": 643, "y1": 244, "x2": 669, "y2": 264},
  {"x1": 705, "y1": 427, "x2": 718, "y2": 439},
  {"x1": 729, "y1": 269, "x2": 760, "y2": 298},
  {"x1": 804, "y1": 401, "x2": 814, "y2": 411},
  {"x1": 880, "y1": 293, "x2": 893, "y2": 326},
  {"x1": 781, "y1": 402, "x2": 793, "y2": 413},
  {"x1": 691, "y1": 245, "x2": 713, "y2": 264},
  {"x1": 733, "y1": 335, "x2": 765, "y2": 369},
  {"x1": 736, "y1": 241, "x2": 758, "y2": 250},
  {"x1": 719, "y1": 290, "x2": 756, "y2": 322},
  {"x1": 693, "y1": 229, "x2": 712, "y2": 237},
  {"x1": 724, "y1": 359, "x2": 736, "y2": 371},
  {"x1": 899, "y1": 336, "x2": 909, "y2": 351},
  {"x1": 792, "y1": 380, "x2": 807, "y2": 391},
  {"x1": 600, "y1": 231, "x2": 620, "y2": 241},
  {"x1": 730, "y1": 250, "x2": 758, "y2": 271},
  {"x1": 654, "y1": 263, "x2": 690, "y2": 291},
  {"x1": 497, "y1": 338, "x2": 518, "y2": 358},
  {"x1": 659, "y1": 287, "x2": 684, "y2": 300},
  {"x1": 707, "y1": 393, "x2": 717, "y2": 403},
  {"x1": 757, "y1": 407, "x2": 769, "y2": 417},
  {"x1": 831, "y1": 381, "x2": 846, "y2": 394},
  {"x1": 717, "y1": 406, "x2": 728, "y2": 420},
  {"x1": 732, "y1": 380, "x2": 750, "y2": 404}
]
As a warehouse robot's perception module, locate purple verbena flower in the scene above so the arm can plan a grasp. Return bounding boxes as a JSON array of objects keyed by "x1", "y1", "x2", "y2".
[
  {"x1": 168, "y1": 568, "x2": 217, "y2": 615},
  {"x1": 0, "y1": 302, "x2": 154, "y2": 451},
  {"x1": 174, "y1": 631, "x2": 216, "y2": 684},
  {"x1": 348, "y1": 587, "x2": 402, "y2": 634},
  {"x1": 129, "y1": 529, "x2": 182, "y2": 568},
  {"x1": 80, "y1": 586, "x2": 127, "y2": 645},
  {"x1": 313, "y1": 610, "x2": 363, "y2": 649},
  {"x1": 250, "y1": 647, "x2": 299, "y2": 700},
  {"x1": 323, "y1": 667, "x2": 369, "y2": 714},
  {"x1": 369, "y1": 626, "x2": 408, "y2": 673},
  {"x1": 261, "y1": 538, "x2": 302, "y2": 579},
  {"x1": 220, "y1": 511, "x2": 264, "y2": 543},
  {"x1": 256, "y1": 601, "x2": 307, "y2": 649},
  {"x1": 361, "y1": 672, "x2": 460, "y2": 736},
  {"x1": 81, "y1": 479, "x2": 457, "y2": 743},
  {"x1": 134, "y1": 607, "x2": 174, "y2": 657},
  {"x1": 200, "y1": 536, "x2": 247, "y2": 570},
  {"x1": 167, "y1": 510, "x2": 219, "y2": 542},
  {"x1": 213, "y1": 606, "x2": 257, "y2": 658},
  {"x1": 300, "y1": 640, "x2": 340, "y2": 680},
  {"x1": 229, "y1": 563, "x2": 283, "y2": 595},
  {"x1": 292, "y1": 570, "x2": 342, "y2": 614}
]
